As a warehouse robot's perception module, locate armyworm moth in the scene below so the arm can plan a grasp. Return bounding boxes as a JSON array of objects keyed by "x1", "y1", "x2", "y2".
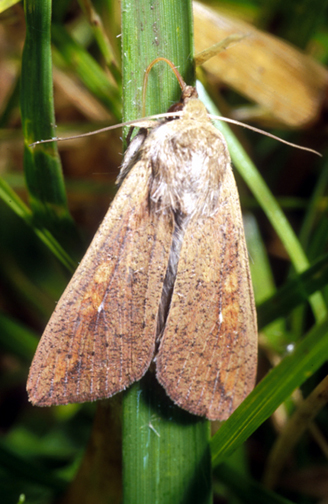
[{"x1": 27, "y1": 59, "x2": 259, "y2": 421}]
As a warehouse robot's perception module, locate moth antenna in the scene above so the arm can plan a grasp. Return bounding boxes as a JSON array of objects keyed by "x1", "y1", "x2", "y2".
[
  {"x1": 29, "y1": 110, "x2": 321, "y2": 157},
  {"x1": 30, "y1": 58, "x2": 187, "y2": 148},
  {"x1": 208, "y1": 115, "x2": 322, "y2": 157},
  {"x1": 28, "y1": 113, "x2": 181, "y2": 147},
  {"x1": 142, "y1": 57, "x2": 186, "y2": 116}
]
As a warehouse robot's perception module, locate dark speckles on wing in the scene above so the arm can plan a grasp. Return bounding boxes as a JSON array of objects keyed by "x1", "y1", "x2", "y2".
[
  {"x1": 156, "y1": 138, "x2": 257, "y2": 421},
  {"x1": 27, "y1": 96, "x2": 257, "y2": 420},
  {"x1": 26, "y1": 152, "x2": 173, "y2": 406}
]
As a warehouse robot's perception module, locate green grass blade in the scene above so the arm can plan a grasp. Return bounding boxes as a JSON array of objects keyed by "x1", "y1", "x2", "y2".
[
  {"x1": 298, "y1": 159, "x2": 328, "y2": 249},
  {"x1": 0, "y1": 0, "x2": 20, "y2": 13},
  {"x1": 121, "y1": 2, "x2": 212, "y2": 504},
  {"x1": 0, "y1": 71, "x2": 20, "y2": 128},
  {"x1": 0, "y1": 439, "x2": 66, "y2": 491},
  {"x1": 51, "y1": 23, "x2": 121, "y2": 118},
  {"x1": 0, "y1": 313, "x2": 38, "y2": 361},
  {"x1": 77, "y1": 0, "x2": 121, "y2": 82},
  {"x1": 244, "y1": 214, "x2": 277, "y2": 304},
  {"x1": 123, "y1": 375, "x2": 211, "y2": 504},
  {"x1": 258, "y1": 252, "x2": 328, "y2": 329},
  {"x1": 211, "y1": 318, "x2": 328, "y2": 466},
  {"x1": 214, "y1": 463, "x2": 295, "y2": 504},
  {"x1": 21, "y1": 0, "x2": 79, "y2": 255},
  {"x1": 0, "y1": 176, "x2": 76, "y2": 271},
  {"x1": 244, "y1": 214, "x2": 286, "y2": 345}
]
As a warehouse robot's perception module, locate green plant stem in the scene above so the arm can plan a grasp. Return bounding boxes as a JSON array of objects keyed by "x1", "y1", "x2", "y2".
[
  {"x1": 21, "y1": 0, "x2": 80, "y2": 257},
  {"x1": 121, "y1": 2, "x2": 212, "y2": 504},
  {"x1": 211, "y1": 318, "x2": 328, "y2": 466},
  {"x1": 77, "y1": 0, "x2": 121, "y2": 82}
]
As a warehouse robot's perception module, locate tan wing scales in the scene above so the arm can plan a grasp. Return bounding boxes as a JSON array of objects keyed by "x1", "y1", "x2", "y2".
[
  {"x1": 27, "y1": 160, "x2": 173, "y2": 406},
  {"x1": 156, "y1": 166, "x2": 257, "y2": 421}
]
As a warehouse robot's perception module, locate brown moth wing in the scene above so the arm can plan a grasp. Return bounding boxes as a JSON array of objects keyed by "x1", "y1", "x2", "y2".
[
  {"x1": 156, "y1": 166, "x2": 257, "y2": 421},
  {"x1": 27, "y1": 160, "x2": 173, "y2": 406}
]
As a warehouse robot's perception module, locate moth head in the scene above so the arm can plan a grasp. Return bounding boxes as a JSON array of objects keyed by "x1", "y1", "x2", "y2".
[
  {"x1": 164, "y1": 86, "x2": 199, "y2": 117},
  {"x1": 181, "y1": 85, "x2": 198, "y2": 102}
]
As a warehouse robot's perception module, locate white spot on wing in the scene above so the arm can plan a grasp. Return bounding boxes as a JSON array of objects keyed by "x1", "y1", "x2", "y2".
[{"x1": 98, "y1": 299, "x2": 105, "y2": 313}]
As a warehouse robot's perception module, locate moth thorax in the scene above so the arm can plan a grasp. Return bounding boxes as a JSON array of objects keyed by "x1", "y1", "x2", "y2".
[
  {"x1": 182, "y1": 98, "x2": 209, "y2": 122},
  {"x1": 148, "y1": 121, "x2": 230, "y2": 219}
]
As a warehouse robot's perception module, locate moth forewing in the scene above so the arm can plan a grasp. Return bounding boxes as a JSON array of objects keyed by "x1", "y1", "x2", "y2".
[
  {"x1": 27, "y1": 154, "x2": 173, "y2": 406},
  {"x1": 27, "y1": 85, "x2": 258, "y2": 421},
  {"x1": 154, "y1": 105, "x2": 257, "y2": 420}
]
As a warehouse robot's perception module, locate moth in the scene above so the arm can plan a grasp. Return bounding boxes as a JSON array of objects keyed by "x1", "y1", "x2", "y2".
[{"x1": 27, "y1": 63, "x2": 258, "y2": 421}]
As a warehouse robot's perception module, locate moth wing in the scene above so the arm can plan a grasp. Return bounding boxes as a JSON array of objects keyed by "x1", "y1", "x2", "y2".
[
  {"x1": 27, "y1": 160, "x2": 172, "y2": 406},
  {"x1": 156, "y1": 167, "x2": 257, "y2": 420}
]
